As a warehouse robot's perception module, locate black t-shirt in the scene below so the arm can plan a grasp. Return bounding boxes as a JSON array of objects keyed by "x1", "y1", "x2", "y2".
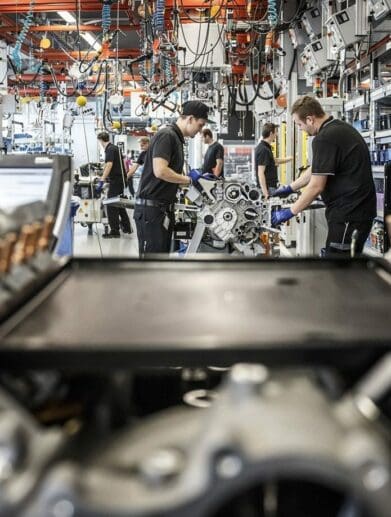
[
  {"x1": 203, "y1": 141, "x2": 224, "y2": 177},
  {"x1": 105, "y1": 143, "x2": 126, "y2": 183},
  {"x1": 137, "y1": 150, "x2": 146, "y2": 166},
  {"x1": 312, "y1": 117, "x2": 376, "y2": 223},
  {"x1": 137, "y1": 124, "x2": 185, "y2": 204},
  {"x1": 254, "y1": 140, "x2": 278, "y2": 188}
]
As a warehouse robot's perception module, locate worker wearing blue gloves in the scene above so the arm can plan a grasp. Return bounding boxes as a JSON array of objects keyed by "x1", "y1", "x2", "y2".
[
  {"x1": 97, "y1": 132, "x2": 132, "y2": 238},
  {"x1": 271, "y1": 184, "x2": 294, "y2": 198},
  {"x1": 95, "y1": 179, "x2": 105, "y2": 193},
  {"x1": 188, "y1": 169, "x2": 203, "y2": 184},
  {"x1": 271, "y1": 208, "x2": 294, "y2": 226},
  {"x1": 134, "y1": 101, "x2": 211, "y2": 256},
  {"x1": 270, "y1": 166, "x2": 312, "y2": 226},
  {"x1": 271, "y1": 95, "x2": 376, "y2": 256},
  {"x1": 189, "y1": 169, "x2": 217, "y2": 186}
]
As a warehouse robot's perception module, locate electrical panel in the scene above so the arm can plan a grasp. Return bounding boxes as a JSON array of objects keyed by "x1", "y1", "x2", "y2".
[
  {"x1": 325, "y1": 3, "x2": 369, "y2": 60},
  {"x1": 368, "y1": 0, "x2": 391, "y2": 20},
  {"x1": 301, "y1": 4, "x2": 322, "y2": 40},
  {"x1": 301, "y1": 37, "x2": 330, "y2": 77}
]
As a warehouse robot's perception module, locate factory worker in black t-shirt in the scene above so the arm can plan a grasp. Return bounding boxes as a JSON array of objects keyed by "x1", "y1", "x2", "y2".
[
  {"x1": 97, "y1": 132, "x2": 132, "y2": 238},
  {"x1": 127, "y1": 137, "x2": 150, "y2": 197},
  {"x1": 134, "y1": 101, "x2": 211, "y2": 256},
  {"x1": 254, "y1": 122, "x2": 293, "y2": 198},
  {"x1": 201, "y1": 128, "x2": 224, "y2": 177},
  {"x1": 271, "y1": 96, "x2": 376, "y2": 256}
]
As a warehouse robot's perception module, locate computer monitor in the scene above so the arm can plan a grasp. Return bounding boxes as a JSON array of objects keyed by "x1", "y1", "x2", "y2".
[
  {"x1": 0, "y1": 166, "x2": 52, "y2": 212},
  {"x1": 0, "y1": 155, "x2": 72, "y2": 241}
]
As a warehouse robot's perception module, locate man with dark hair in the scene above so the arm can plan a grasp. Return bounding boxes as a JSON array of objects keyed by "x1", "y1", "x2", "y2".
[
  {"x1": 97, "y1": 132, "x2": 132, "y2": 238},
  {"x1": 134, "y1": 101, "x2": 210, "y2": 256},
  {"x1": 201, "y1": 128, "x2": 224, "y2": 177},
  {"x1": 271, "y1": 95, "x2": 376, "y2": 256},
  {"x1": 254, "y1": 122, "x2": 292, "y2": 199}
]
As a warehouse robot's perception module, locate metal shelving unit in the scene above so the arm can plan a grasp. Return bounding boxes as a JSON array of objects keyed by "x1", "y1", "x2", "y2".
[{"x1": 343, "y1": 36, "x2": 391, "y2": 256}]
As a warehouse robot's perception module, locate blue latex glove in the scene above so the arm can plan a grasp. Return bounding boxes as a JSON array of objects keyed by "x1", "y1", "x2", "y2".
[
  {"x1": 271, "y1": 208, "x2": 294, "y2": 226},
  {"x1": 201, "y1": 173, "x2": 218, "y2": 180},
  {"x1": 270, "y1": 185, "x2": 293, "y2": 198},
  {"x1": 70, "y1": 196, "x2": 80, "y2": 217},
  {"x1": 188, "y1": 169, "x2": 203, "y2": 185},
  {"x1": 95, "y1": 179, "x2": 104, "y2": 193}
]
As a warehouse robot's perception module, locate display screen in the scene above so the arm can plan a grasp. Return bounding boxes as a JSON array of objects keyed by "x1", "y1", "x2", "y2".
[{"x1": 0, "y1": 167, "x2": 52, "y2": 212}]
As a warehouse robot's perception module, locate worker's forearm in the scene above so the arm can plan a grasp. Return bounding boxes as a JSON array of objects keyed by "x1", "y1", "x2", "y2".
[
  {"x1": 214, "y1": 165, "x2": 223, "y2": 177},
  {"x1": 291, "y1": 185, "x2": 322, "y2": 215},
  {"x1": 102, "y1": 165, "x2": 112, "y2": 180},
  {"x1": 214, "y1": 160, "x2": 223, "y2": 177},
  {"x1": 258, "y1": 174, "x2": 268, "y2": 198},
  {"x1": 290, "y1": 169, "x2": 311, "y2": 192},
  {"x1": 275, "y1": 156, "x2": 292, "y2": 165},
  {"x1": 155, "y1": 166, "x2": 190, "y2": 185}
]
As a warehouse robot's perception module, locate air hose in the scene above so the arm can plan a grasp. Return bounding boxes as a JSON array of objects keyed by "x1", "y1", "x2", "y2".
[{"x1": 12, "y1": 0, "x2": 35, "y2": 72}]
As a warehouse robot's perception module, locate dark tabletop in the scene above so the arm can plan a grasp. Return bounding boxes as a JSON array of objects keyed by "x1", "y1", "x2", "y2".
[{"x1": 0, "y1": 257, "x2": 390, "y2": 369}]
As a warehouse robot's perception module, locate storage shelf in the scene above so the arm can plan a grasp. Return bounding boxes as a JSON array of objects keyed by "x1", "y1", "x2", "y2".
[
  {"x1": 374, "y1": 129, "x2": 391, "y2": 140},
  {"x1": 372, "y1": 165, "x2": 385, "y2": 173},
  {"x1": 344, "y1": 95, "x2": 368, "y2": 111},
  {"x1": 371, "y1": 83, "x2": 391, "y2": 102}
]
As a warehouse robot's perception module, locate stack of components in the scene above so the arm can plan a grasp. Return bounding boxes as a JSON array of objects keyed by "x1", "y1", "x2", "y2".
[{"x1": 0, "y1": 212, "x2": 58, "y2": 321}]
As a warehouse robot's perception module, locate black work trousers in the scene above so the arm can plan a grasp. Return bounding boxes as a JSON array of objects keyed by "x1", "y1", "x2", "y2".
[
  {"x1": 134, "y1": 205, "x2": 175, "y2": 257},
  {"x1": 107, "y1": 181, "x2": 131, "y2": 234},
  {"x1": 325, "y1": 220, "x2": 373, "y2": 257},
  {"x1": 128, "y1": 177, "x2": 135, "y2": 197}
]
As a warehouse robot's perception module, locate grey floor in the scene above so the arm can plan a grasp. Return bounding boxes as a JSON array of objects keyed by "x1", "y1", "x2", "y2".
[{"x1": 73, "y1": 210, "x2": 139, "y2": 258}]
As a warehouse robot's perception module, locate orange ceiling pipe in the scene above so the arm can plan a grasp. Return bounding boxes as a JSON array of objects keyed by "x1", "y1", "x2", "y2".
[
  {"x1": 33, "y1": 49, "x2": 140, "y2": 60},
  {"x1": 0, "y1": 24, "x2": 139, "y2": 33},
  {"x1": 10, "y1": 72, "x2": 143, "y2": 83},
  {"x1": 0, "y1": 0, "x2": 264, "y2": 14}
]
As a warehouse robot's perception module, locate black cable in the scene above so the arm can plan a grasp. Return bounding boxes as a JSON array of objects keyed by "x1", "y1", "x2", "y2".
[{"x1": 287, "y1": 48, "x2": 297, "y2": 81}]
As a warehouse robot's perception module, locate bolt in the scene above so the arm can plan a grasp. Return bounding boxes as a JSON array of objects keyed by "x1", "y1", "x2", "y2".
[
  {"x1": 215, "y1": 453, "x2": 242, "y2": 479},
  {"x1": 140, "y1": 448, "x2": 184, "y2": 486},
  {"x1": 52, "y1": 499, "x2": 75, "y2": 517},
  {"x1": 363, "y1": 465, "x2": 390, "y2": 491}
]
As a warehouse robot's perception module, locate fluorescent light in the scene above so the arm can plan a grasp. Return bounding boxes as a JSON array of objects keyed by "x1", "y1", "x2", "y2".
[
  {"x1": 81, "y1": 32, "x2": 101, "y2": 52},
  {"x1": 58, "y1": 11, "x2": 101, "y2": 52},
  {"x1": 58, "y1": 11, "x2": 76, "y2": 24}
]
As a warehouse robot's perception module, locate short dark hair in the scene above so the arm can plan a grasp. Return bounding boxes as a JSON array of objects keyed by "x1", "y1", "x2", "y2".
[
  {"x1": 262, "y1": 122, "x2": 278, "y2": 139},
  {"x1": 202, "y1": 128, "x2": 213, "y2": 139},
  {"x1": 181, "y1": 100, "x2": 210, "y2": 120},
  {"x1": 291, "y1": 95, "x2": 325, "y2": 120},
  {"x1": 97, "y1": 132, "x2": 110, "y2": 142}
]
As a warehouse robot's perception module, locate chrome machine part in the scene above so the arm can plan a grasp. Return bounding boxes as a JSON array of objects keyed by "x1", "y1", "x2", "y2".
[
  {"x1": 186, "y1": 179, "x2": 272, "y2": 256},
  {"x1": 15, "y1": 362, "x2": 391, "y2": 517}
]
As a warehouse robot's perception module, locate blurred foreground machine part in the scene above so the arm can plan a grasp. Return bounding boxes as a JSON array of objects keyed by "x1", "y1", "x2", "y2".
[{"x1": 0, "y1": 362, "x2": 389, "y2": 516}]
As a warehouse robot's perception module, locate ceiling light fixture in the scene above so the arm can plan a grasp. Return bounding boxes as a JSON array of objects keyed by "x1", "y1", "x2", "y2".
[{"x1": 58, "y1": 11, "x2": 101, "y2": 52}]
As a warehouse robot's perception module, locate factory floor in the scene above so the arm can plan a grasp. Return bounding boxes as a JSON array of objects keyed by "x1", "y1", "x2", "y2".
[{"x1": 73, "y1": 210, "x2": 139, "y2": 258}]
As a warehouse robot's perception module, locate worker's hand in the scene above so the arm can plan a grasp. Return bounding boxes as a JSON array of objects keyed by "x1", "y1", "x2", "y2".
[
  {"x1": 188, "y1": 169, "x2": 203, "y2": 185},
  {"x1": 95, "y1": 179, "x2": 105, "y2": 193},
  {"x1": 270, "y1": 185, "x2": 293, "y2": 198},
  {"x1": 70, "y1": 196, "x2": 80, "y2": 217},
  {"x1": 271, "y1": 208, "x2": 294, "y2": 226}
]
